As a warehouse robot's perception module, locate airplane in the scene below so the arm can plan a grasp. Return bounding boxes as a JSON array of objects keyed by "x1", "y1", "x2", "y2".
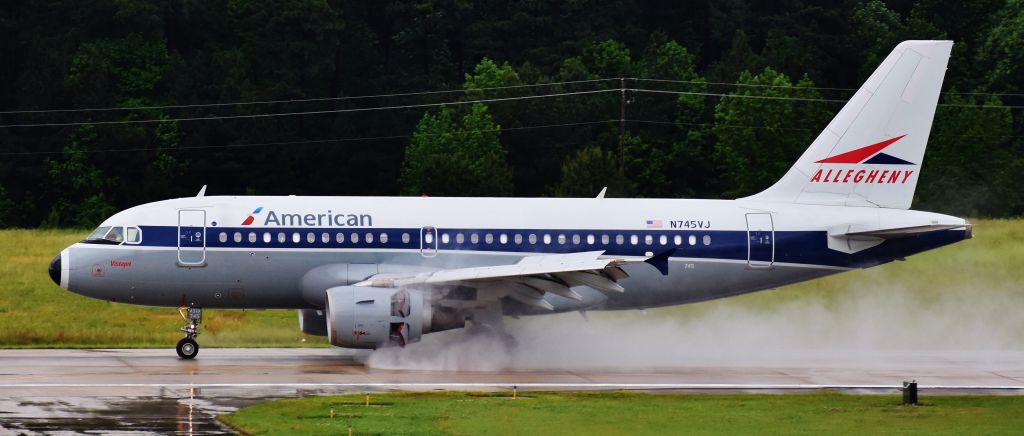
[{"x1": 48, "y1": 41, "x2": 970, "y2": 359}]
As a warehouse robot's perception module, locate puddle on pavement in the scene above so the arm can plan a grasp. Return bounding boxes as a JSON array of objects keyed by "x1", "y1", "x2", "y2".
[{"x1": 0, "y1": 389, "x2": 299, "y2": 435}]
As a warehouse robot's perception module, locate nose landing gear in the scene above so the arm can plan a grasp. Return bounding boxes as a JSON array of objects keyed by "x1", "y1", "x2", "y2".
[{"x1": 176, "y1": 306, "x2": 203, "y2": 359}]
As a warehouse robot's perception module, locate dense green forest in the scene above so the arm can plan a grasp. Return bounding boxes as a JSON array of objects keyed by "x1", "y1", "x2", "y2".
[{"x1": 0, "y1": 0, "x2": 1021, "y2": 227}]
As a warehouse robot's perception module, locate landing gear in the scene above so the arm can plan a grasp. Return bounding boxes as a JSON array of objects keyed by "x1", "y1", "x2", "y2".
[
  {"x1": 176, "y1": 305, "x2": 202, "y2": 359},
  {"x1": 176, "y1": 337, "x2": 199, "y2": 359}
]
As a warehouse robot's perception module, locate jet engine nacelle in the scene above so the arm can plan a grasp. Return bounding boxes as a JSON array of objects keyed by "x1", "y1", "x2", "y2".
[
  {"x1": 325, "y1": 286, "x2": 425, "y2": 349},
  {"x1": 325, "y1": 286, "x2": 467, "y2": 349}
]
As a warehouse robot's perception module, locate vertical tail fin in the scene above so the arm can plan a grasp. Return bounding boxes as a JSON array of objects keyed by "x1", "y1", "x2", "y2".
[{"x1": 744, "y1": 40, "x2": 952, "y2": 209}]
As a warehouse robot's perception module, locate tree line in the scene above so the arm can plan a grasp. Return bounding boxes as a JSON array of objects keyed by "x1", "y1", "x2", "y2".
[{"x1": 0, "y1": 0, "x2": 1021, "y2": 228}]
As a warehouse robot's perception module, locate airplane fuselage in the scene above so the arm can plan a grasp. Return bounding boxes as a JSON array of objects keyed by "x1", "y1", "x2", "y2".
[{"x1": 54, "y1": 195, "x2": 970, "y2": 315}]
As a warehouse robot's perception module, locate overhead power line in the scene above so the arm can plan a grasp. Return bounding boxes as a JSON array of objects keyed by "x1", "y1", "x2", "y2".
[
  {"x1": 1, "y1": 85, "x2": 1019, "y2": 129},
  {"x1": 0, "y1": 89, "x2": 618, "y2": 128},
  {"x1": 0, "y1": 119, "x2": 617, "y2": 156},
  {"x1": 0, "y1": 78, "x2": 617, "y2": 115},
  {"x1": 633, "y1": 77, "x2": 1024, "y2": 98},
  {"x1": 6, "y1": 115, "x2": 1019, "y2": 158},
  {"x1": 3, "y1": 77, "x2": 1019, "y2": 117},
  {"x1": 631, "y1": 88, "x2": 848, "y2": 103},
  {"x1": 632, "y1": 77, "x2": 859, "y2": 93}
]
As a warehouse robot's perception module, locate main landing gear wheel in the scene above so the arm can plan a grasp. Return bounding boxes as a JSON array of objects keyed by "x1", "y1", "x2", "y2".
[
  {"x1": 177, "y1": 305, "x2": 203, "y2": 359},
  {"x1": 176, "y1": 338, "x2": 199, "y2": 359}
]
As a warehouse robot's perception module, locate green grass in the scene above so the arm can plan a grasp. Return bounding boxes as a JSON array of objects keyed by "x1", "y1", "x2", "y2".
[
  {"x1": 0, "y1": 220, "x2": 1019, "y2": 348},
  {"x1": 219, "y1": 391, "x2": 1024, "y2": 435},
  {"x1": 0, "y1": 229, "x2": 327, "y2": 348}
]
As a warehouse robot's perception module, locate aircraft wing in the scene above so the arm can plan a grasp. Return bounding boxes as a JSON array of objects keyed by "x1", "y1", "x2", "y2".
[{"x1": 352, "y1": 250, "x2": 661, "y2": 310}]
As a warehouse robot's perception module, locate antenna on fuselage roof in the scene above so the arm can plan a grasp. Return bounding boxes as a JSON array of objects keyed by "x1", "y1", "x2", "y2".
[
  {"x1": 596, "y1": 187, "x2": 607, "y2": 199},
  {"x1": 196, "y1": 185, "x2": 207, "y2": 197}
]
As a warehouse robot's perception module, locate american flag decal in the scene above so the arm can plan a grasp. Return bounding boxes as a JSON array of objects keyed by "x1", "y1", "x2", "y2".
[{"x1": 646, "y1": 219, "x2": 663, "y2": 228}]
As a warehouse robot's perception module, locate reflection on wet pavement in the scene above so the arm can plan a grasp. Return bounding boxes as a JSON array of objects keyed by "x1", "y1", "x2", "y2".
[
  {"x1": 1, "y1": 388, "x2": 247, "y2": 435},
  {"x1": 0, "y1": 386, "x2": 369, "y2": 435}
]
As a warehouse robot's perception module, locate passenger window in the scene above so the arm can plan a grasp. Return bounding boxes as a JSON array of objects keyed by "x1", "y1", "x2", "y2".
[
  {"x1": 351, "y1": 232, "x2": 359, "y2": 243},
  {"x1": 485, "y1": 234, "x2": 493, "y2": 244},
  {"x1": 125, "y1": 227, "x2": 142, "y2": 244},
  {"x1": 380, "y1": 233, "x2": 388, "y2": 244},
  {"x1": 688, "y1": 235, "x2": 697, "y2": 246},
  {"x1": 529, "y1": 234, "x2": 537, "y2": 244},
  {"x1": 470, "y1": 234, "x2": 479, "y2": 244},
  {"x1": 365, "y1": 233, "x2": 374, "y2": 243},
  {"x1": 659, "y1": 235, "x2": 667, "y2": 245},
  {"x1": 306, "y1": 232, "x2": 315, "y2": 243},
  {"x1": 321, "y1": 233, "x2": 330, "y2": 243},
  {"x1": 615, "y1": 235, "x2": 624, "y2": 245},
  {"x1": 277, "y1": 232, "x2": 286, "y2": 243},
  {"x1": 441, "y1": 233, "x2": 450, "y2": 244},
  {"x1": 249, "y1": 232, "x2": 257, "y2": 243},
  {"x1": 630, "y1": 235, "x2": 639, "y2": 245},
  {"x1": 703, "y1": 235, "x2": 712, "y2": 246},
  {"x1": 218, "y1": 232, "x2": 227, "y2": 243},
  {"x1": 572, "y1": 234, "x2": 581, "y2": 245},
  {"x1": 424, "y1": 233, "x2": 434, "y2": 244},
  {"x1": 674, "y1": 235, "x2": 682, "y2": 245},
  {"x1": 336, "y1": 232, "x2": 345, "y2": 243},
  {"x1": 645, "y1": 235, "x2": 653, "y2": 245},
  {"x1": 263, "y1": 232, "x2": 271, "y2": 243},
  {"x1": 543, "y1": 234, "x2": 551, "y2": 244},
  {"x1": 234, "y1": 232, "x2": 242, "y2": 243},
  {"x1": 500, "y1": 234, "x2": 508, "y2": 244},
  {"x1": 292, "y1": 233, "x2": 300, "y2": 243},
  {"x1": 586, "y1": 234, "x2": 594, "y2": 244},
  {"x1": 456, "y1": 233, "x2": 465, "y2": 244},
  {"x1": 602, "y1": 235, "x2": 610, "y2": 245},
  {"x1": 557, "y1": 234, "x2": 566, "y2": 245},
  {"x1": 514, "y1": 234, "x2": 523, "y2": 244},
  {"x1": 401, "y1": 233, "x2": 410, "y2": 243}
]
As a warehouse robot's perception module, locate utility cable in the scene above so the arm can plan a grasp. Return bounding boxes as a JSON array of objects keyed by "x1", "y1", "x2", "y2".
[{"x1": 0, "y1": 119, "x2": 617, "y2": 156}]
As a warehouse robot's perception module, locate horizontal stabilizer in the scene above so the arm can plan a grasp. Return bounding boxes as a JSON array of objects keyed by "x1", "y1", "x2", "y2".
[
  {"x1": 837, "y1": 223, "x2": 968, "y2": 240},
  {"x1": 827, "y1": 221, "x2": 970, "y2": 254},
  {"x1": 831, "y1": 223, "x2": 966, "y2": 240}
]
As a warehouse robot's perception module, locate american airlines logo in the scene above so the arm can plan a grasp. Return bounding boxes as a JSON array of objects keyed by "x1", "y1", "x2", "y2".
[
  {"x1": 809, "y1": 135, "x2": 915, "y2": 184},
  {"x1": 241, "y1": 207, "x2": 263, "y2": 225}
]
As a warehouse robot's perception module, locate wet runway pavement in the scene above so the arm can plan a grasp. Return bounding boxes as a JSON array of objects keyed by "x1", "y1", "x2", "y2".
[{"x1": 1, "y1": 348, "x2": 1022, "y2": 434}]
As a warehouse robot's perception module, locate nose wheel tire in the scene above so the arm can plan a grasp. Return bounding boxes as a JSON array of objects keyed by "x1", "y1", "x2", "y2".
[{"x1": 176, "y1": 338, "x2": 199, "y2": 359}]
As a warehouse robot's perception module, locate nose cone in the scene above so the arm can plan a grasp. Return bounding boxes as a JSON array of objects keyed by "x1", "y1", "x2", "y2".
[{"x1": 48, "y1": 254, "x2": 61, "y2": 286}]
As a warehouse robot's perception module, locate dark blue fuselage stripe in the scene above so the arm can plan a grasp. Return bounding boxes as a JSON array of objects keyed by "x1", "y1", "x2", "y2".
[{"x1": 137, "y1": 225, "x2": 967, "y2": 269}]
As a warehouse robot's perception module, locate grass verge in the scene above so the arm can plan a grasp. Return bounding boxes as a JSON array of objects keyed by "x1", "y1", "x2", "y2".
[
  {"x1": 219, "y1": 391, "x2": 1024, "y2": 435},
  {"x1": 0, "y1": 229, "x2": 326, "y2": 348}
]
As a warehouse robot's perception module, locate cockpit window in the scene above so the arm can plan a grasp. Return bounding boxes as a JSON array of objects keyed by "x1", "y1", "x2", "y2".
[
  {"x1": 105, "y1": 226, "x2": 124, "y2": 243},
  {"x1": 84, "y1": 226, "x2": 125, "y2": 244},
  {"x1": 87, "y1": 226, "x2": 111, "y2": 241},
  {"x1": 125, "y1": 227, "x2": 141, "y2": 244}
]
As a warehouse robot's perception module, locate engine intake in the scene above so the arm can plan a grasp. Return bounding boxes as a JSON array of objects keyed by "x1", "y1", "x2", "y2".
[{"x1": 325, "y1": 286, "x2": 466, "y2": 349}]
